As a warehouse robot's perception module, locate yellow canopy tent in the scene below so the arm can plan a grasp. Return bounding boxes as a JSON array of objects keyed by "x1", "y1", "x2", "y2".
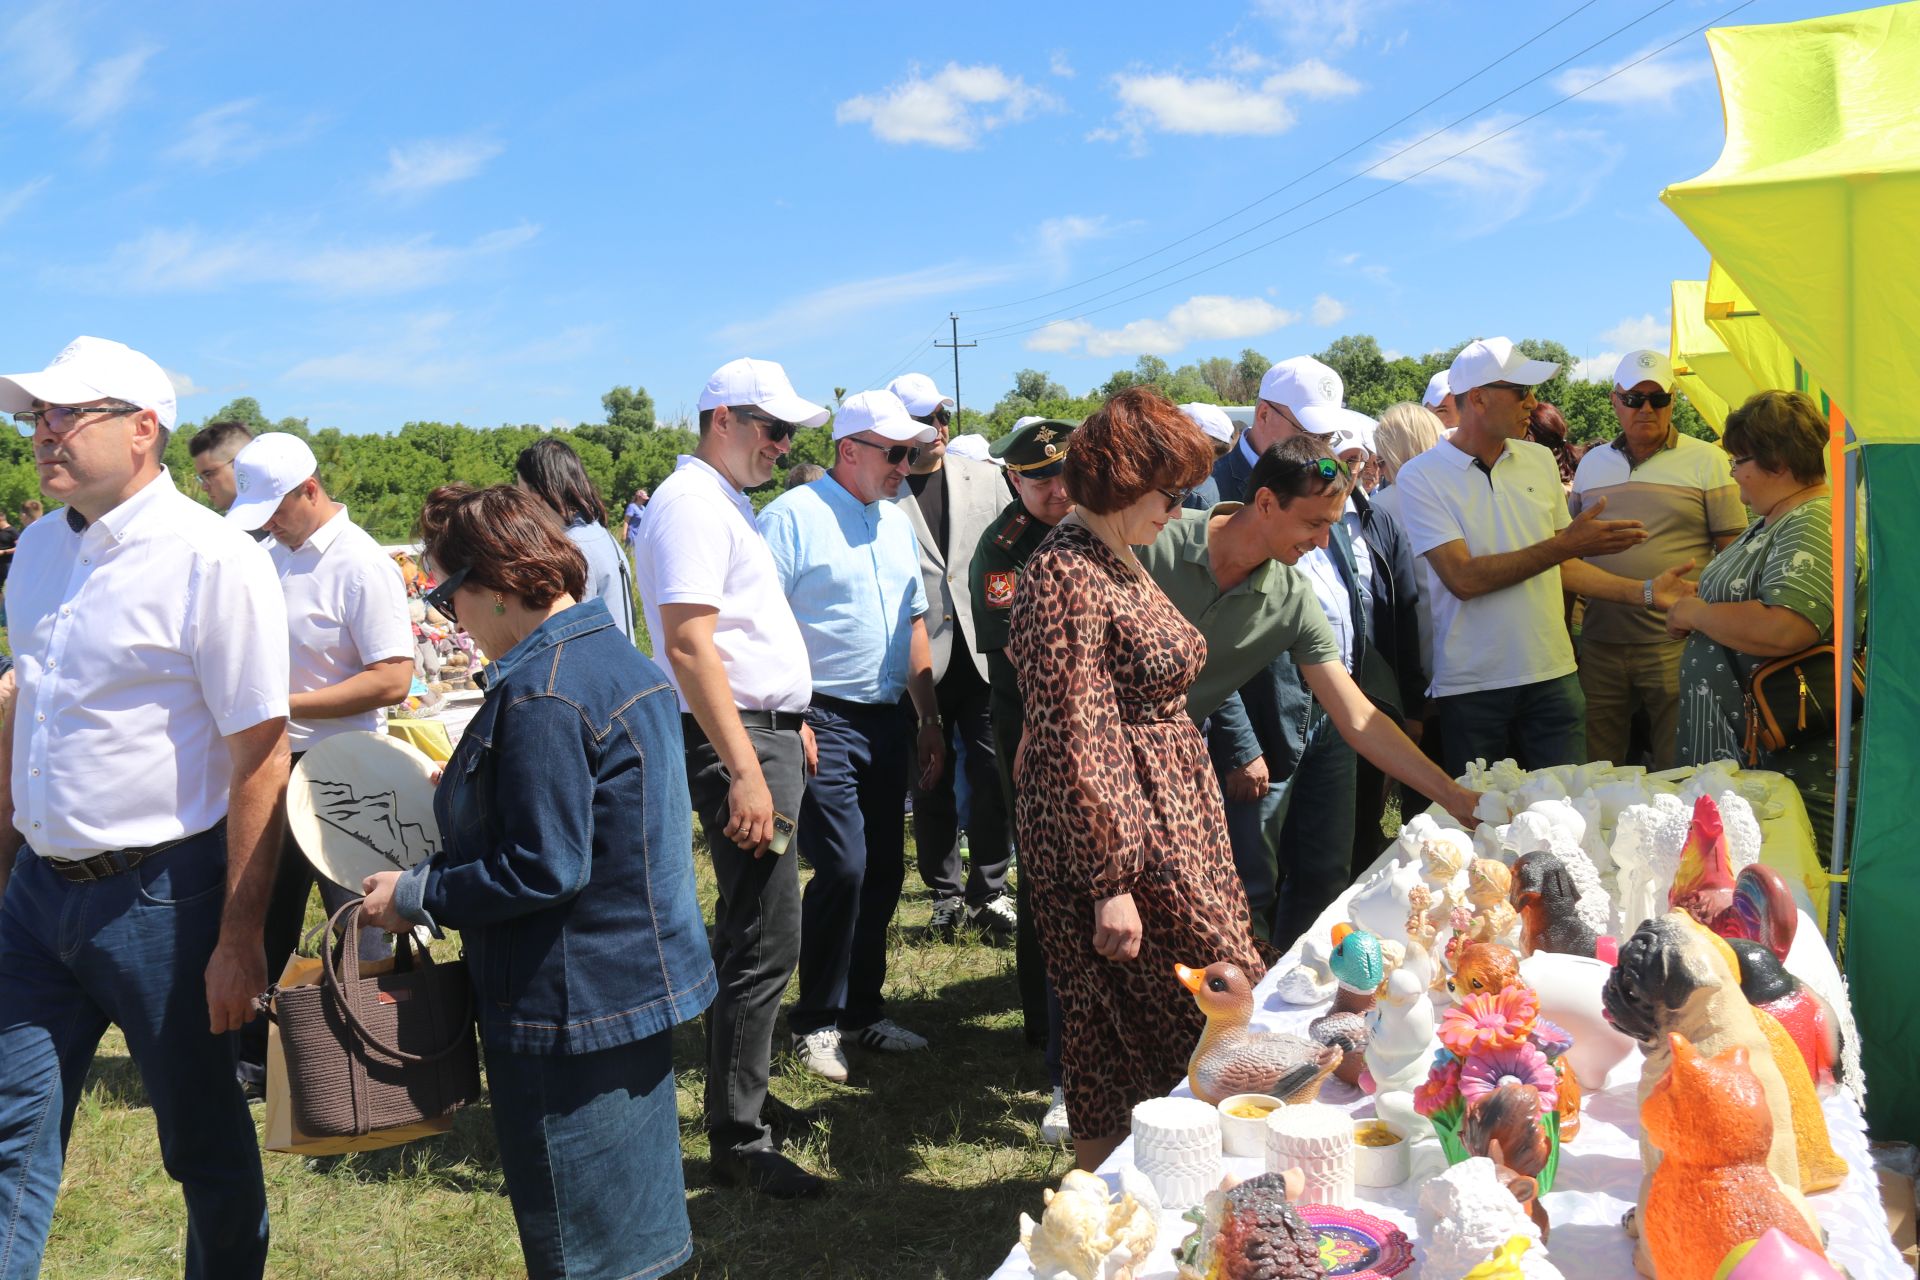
[
  {"x1": 1668, "y1": 278, "x2": 1759, "y2": 432},
  {"x1": 1703, "y1": 261, "x2": 1803, "y2": 397},
  {"x1": 1662, "y1": 1, "x2": 1920, "y2": 1143}
]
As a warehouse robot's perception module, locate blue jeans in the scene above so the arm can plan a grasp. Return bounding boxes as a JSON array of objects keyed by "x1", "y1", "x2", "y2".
[
  {"x1": 1224, "y1": 715, "x2": 1358, "y2": 951},
  {"x1": 0, "y1": 833, "x2": 268, "y2": 1280},
  {"x1": 1437, "y1": 672, "x2": 1587, "y2": 776},
  {"x1": 792, "y1": 696, "x2": 910, "y2": 1035},
  {"x1": 486, "y1": 1031, "x2": 690, "y2": 1280}
]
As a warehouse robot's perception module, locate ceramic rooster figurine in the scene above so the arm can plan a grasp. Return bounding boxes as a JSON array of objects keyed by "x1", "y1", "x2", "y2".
[
  {"x1": 1670, "y1": 793, "x2": 1738, "y2": 923},
  {"x1": 1177, "y1": 962, "x2": 1342, "y2": 1107}
]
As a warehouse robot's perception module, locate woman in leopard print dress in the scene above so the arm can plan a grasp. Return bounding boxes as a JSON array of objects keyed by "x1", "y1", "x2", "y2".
[{"x1": 1008, "y1": 388, "x2": 1265, "y2": 1169}]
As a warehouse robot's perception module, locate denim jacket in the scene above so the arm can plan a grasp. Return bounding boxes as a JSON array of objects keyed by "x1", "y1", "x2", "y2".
[{"x1": 394, "y1": 598, "x2": 715, "y2": 1054}]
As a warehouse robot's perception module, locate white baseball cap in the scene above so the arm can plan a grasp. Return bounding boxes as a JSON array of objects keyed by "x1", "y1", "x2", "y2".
[
  {"x1": 0, "y1": 335, "x2": 177, "y2": 431},
  {"x1": 946, "y1": 432, "x2": 994, "y2": 463},
  {"x1": 1447, "y1": 337, "x2": 1560, "y2": 395},
  {"x1": 225, "y1": 432, "x2": 318, "y2": 530},
  {"x1": 1178, "y1": 402, "x2": 1237, "y2": 444},
  {"x1": 697, "y1": 357, "x2": 830, "y2": 428},
  {"x1": 1011, "y1": 414, "x2": 1047, "y2": 432},
  {"x1": 1613, "y1": 349, "x2": 1676, "y2": 392},
  {"x1": 1327, "y1": 417, "x2": 1377, "y2": 460},
  {"x1": 887, "y1": 371, "x2": 955, "y2": 418},
  {"x1": 1422, "y1": 369, "x2": 1452, "y2": 409},
  {"x1": 1257, "y1": 356, "x2": 1351, "y2": 437},
  {"x1": 832, "y1": 389, "x2": 935, "y2": 443}
]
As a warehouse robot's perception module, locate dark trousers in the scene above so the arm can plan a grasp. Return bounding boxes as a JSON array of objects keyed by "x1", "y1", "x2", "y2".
[
  {"x1": 913, "y1": 659, "x2": 1010, "y2": 906},
  {"x1": 1437, "y1": 672, "x2": 1587, "y2": 777},
  {"x1": 1225, "y1": 715, "x2": 1358, "y2": 953},
  {"x1": 0, "y1": 832, "x2": 269, "y2": 1280},
  {"x1": 684, "y1": 721, "x2": 805, "y2": 1157},
  {"x1": 791, "y1": 696, "x2": 911, "y2": 1035},
  {"x1": 1352, "y1": 752, "x2": 1391, "y2": 883}
]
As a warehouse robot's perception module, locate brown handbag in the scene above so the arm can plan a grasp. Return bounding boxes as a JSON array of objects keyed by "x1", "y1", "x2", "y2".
[
  {"x1": 270, "y1": 900, "x2": 481, "y2": 1138},
  {"x1": 1736, "y1": 643, "x2": 1867, "y2": 765}
]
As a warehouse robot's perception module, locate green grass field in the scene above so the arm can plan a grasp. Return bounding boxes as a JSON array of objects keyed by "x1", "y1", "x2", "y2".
[{"x1": 42, "y1": 842, "x2": 1065, "y2": 1279}]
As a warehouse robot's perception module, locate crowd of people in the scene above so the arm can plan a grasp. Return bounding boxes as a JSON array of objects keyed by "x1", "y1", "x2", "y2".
[{"x1": 0, "y1": 330, "x2": 1855, "y2": 1279}]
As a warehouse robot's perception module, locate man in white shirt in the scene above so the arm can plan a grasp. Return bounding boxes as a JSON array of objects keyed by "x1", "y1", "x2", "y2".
[
  {"x1": 1395, "y1": 337, "x2": 1696, "y2": 774},
  {"x1": 1424, "y1": 369, "x2": 1458, "y2": 431},
  {"x1": 634, "y1": 357, "x2": 827, "y2": 1200},
  {"x1": 222, "y1": 432, "x2": 414, "y2": 1093},
  {"x1": 0, "y1": 336, "x2": 290, "y2": 1278}
]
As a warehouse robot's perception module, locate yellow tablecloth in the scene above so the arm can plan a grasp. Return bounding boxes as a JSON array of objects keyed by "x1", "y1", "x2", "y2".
[{"x1": 385, "y1": 717, "x2": 453, "y2": 762}]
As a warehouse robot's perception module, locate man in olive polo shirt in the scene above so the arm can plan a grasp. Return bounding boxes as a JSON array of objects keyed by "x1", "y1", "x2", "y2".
[{"x1": 1139, "y1": 437, "x2": 1478, "y2": 943}]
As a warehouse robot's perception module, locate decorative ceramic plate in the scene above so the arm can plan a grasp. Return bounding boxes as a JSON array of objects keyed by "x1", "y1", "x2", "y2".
[{"x1": 1297, "y1": 1204, "x2": 1415, "y2": 1279}]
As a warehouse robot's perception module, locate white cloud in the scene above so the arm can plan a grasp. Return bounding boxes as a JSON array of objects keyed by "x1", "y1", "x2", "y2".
[
  {"x1": 374, "y1": 136, "x2": 504, "y2": 196},
  {"x1": 1310, "y1": 294, "x2": 1348, "y2": 326},
  {"x1": 1102, "y1": 60, "x2": 1359, "y2": 145},
  {"x1": 67, "y1": 223, "x2": 539, "y2": 297},
  {"x1": 3, "y1": 4, "x2": 155, "y2": 127},
  {"x1": 1257, "y1": 0, "x2": 1399, "y2": 51},
  {"x1": 1369, "y1": 114, "x2": 1541, "y2": 193},
  {"x1": 1602, "y1": 313, "x2": 1667, "y2": 352},
  {"x1": 1023, "y1": 294, "x2": 1300, "y2": 357},
  {"x1": 1572, "y1": 352, "x2": 1622, "y2": 383},
  {"x1": 1049, "y1": 51, "x2": 1075, "y2": 79},
  {"x1": 0, "y1": 177, "x2": 49, "y2": 226},
  {"x1": 836, "y1": 63, "x2": 1057, "y2": 150},
  {"x1": 163, "y1": 367, "x2": 207, "y2": 397},
  {"x1": 1554, "y1": 48, "x2": 1715, "y2": 109},
  {"x1": 715, "y1": 261, "x2": 1021, "y2": 346},
  {"x1": 165, "y1": 99, "x2": 321, "y2": 169},
  {"x1": 285, "y1": 312, "x2": 473, "y2": 389},
  {"x1": 1036, "y1": 214, "x2": 1119, "y2": 275}
]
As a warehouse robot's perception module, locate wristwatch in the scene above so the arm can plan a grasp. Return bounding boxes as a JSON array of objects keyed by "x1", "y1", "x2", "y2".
[{"x1": 918, "y1": 714, "x2": 942, "y2": 731}]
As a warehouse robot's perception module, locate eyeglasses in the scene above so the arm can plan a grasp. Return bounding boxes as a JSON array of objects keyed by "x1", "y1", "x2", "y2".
[
  {"x1": 12, "y1": 400, "x2": 143, "y2": 437},
  {"x1": 424, "y1": 566, "x2": 471, "y2": 625},
  {"x1": 1157, "y1": 486, "x2": 1195, "y2": 511},
  {"x1": 734, "y1": 407, "x2": 799, "y2": 443},
  {"x1": 846, "y1": 436, "x2": 921, "y2": 467},
  {"x1": 1481, "y1": 381, "x2": 1536, "y2": 398},
  {"x1": 1728, "y1": 453, "x2": 1755, "y2": 468},
  {"x1": 193, "y1": 460, "x2": 232, "y2": 489},
  {"x1": 1617, "y1": 390, "x2": 1674, "y2": 410}
]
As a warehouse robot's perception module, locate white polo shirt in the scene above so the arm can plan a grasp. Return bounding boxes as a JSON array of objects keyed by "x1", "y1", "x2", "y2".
[
  {"x1": 7, "y1": 471, "x2": 289, "y2": 860},
  {"x1": 633, "y1": 454, "x2": 811, "y2": 714},
  {"x1": 1395, "y1": 437, "x2": 1575, "y2": 698},
  {"x1": 272, "y1": 506, "x2": 414, "y2": 751}
]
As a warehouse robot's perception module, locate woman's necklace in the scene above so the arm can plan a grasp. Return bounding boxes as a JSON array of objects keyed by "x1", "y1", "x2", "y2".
[
  {"x1": 1067, "y1": 510, "x2": 1142, "y2": 574},
  {"x1": 1764, "y1": 482, "x2": 1827, "y2": 521}
]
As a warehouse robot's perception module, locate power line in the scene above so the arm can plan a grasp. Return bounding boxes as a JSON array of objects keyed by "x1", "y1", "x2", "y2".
[
  {"x1": 961, "y1": 0, "x2": 1606, "y2": 317},
  {"x1": 967, "y1": 0, "x2": 1693, "y2": 343},
  {"x1": 857, "y1": 319, "x2": 947, "y2": 395},
  {"x1": 974, "y1": 0, "x2": 1757, "y2": 347}
]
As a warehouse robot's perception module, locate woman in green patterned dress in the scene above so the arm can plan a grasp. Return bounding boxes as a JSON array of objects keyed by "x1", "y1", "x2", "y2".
[{"x1": 1667, "y1": 390, "x2": 1861, "y2": 851}]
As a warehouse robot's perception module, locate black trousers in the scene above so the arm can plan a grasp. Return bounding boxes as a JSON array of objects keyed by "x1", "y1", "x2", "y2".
[{"x1": 912, "y1": 658, "x2": 1010, "y2": 905}]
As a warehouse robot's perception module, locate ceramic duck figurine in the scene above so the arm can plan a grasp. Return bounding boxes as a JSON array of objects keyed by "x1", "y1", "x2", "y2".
[
  {"x1": 1311, "y1": 924, "x2": 1382, "y2": 1086},
  {"x1": 1511, "y1": 852, "x2": 1616, "y2": 963},
  {"x1": 1177, "y1": 962, "x2": 1342, "y2": 1107},
  {"x1": 1640, "y1": 1032, "x2": 1830, "y2": 1280}
]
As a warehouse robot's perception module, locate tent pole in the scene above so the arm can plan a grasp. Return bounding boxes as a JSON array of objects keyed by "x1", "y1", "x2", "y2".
[{"x1": 1827, "y1": 430, "x2": 1859, "y2": 950}]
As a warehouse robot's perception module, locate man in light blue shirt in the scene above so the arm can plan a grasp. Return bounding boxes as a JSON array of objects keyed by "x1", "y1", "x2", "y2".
[{"x1": 759, "y1": 390, "x2": 946, "y2": 1076}]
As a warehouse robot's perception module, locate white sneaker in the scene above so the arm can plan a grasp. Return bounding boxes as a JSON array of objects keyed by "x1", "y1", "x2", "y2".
[
  {"x1": 1040, "y1": 1087, "x2": 1070, "y2": 1144},
  {"x1": 967, "y1": 895, "x2": 1018, "y2": 939},
  {"x1": 849, "y1": 1018, "x2": 929, "y2": 1053},
  {"x1": 929, "y1": 897, "x2": 965, "y2": 939},
  {"x1": 790, "y1": 1028, "x2": 849, "y2": 1083}
]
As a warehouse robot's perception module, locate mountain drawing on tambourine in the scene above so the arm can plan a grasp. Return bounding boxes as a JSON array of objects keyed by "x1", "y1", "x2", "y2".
[{"x1": 309, "y1": 780, "x2": 441, "y2": 870}]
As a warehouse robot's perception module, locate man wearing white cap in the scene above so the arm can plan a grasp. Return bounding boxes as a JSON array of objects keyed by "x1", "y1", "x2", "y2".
[
  {"x1": 886, "y1": 372, "x2": 1016, "y2": 942},
  {"x1": 1394, "y1": 337, "x2": 1697, "y2": 774},
  {"x1": 1568, "y1": 350, "x2": 1745, "y2": 768},
  {"x1": 636, "y1": 357, "x2": 828, "y2": 1196},
  {"x1": 759, "y1": 390, "x2": 945, "y2": 1079},
  {"x1": 1177, "y1": 402, "x2": 1237, "y2": 511},
  {"x1": 0, "y1": 336, "x2": 289, "y2": 1276},
  {"x1": 223, "y1": 432, "x2": 413, "y2": 1093},
  {"x1": 1423, "y1": 369, "x2": 1457, "y2": 430}
]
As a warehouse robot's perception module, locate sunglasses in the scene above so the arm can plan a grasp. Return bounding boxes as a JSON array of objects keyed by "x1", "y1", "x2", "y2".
[
  {"x1": 1616, "y1": 390, "x2": 1674, "y2": 410},
  {"x1": 1157, "y1": 486, "x2": 1195, "y2": 511},
  {"x1": 734, "y1": 407, "x2": 799, "y2": 443},
  {"x1": 12, "y1": 400, "x2": 143, "y2": 437},
  {"x1": 1290, "y1": 455, "x2": 1350, "y2": 480},
  {"x1": 424, "y1": 566, "x2": 470, "y2": 624},
  {"x1": 917, "y1": 407, "x2": 953, "y2": 428},
  {"x1": 1482, "y1": 381, "x2": 1536, "y2": 397},
  {"x1": 847, "y1": 436, "x2": 921, "y2": 467}
]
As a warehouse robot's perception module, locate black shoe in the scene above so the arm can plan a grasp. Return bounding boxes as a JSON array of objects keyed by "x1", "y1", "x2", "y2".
[
  {"x1": 763, "y1": 1094, "x2": 824, "y2": 1139},
  {"x1": 711, "y1": 1147, "x2": 827, "y2": 1199},
  {"x1": 235, "y1": 1063, "x2": 266, "y2": 1102}
]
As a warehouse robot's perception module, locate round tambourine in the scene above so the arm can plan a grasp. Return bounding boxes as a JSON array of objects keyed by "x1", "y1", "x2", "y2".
[{"x1": 287, "y1": 731, "x2": 443, "y2": 891}]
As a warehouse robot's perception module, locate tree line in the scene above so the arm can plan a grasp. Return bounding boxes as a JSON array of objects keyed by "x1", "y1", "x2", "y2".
[{"x1": 0, "y1": 333, "x2": 1711, "y2": 542}]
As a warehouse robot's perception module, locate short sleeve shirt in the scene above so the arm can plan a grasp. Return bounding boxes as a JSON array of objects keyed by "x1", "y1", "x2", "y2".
[
  {"x1": 1395, "y1": 437, "x2": 1575, "y2": 697},
  {"x1": 1569, "y1": 432, "x2": 1747, "y2": 644}
]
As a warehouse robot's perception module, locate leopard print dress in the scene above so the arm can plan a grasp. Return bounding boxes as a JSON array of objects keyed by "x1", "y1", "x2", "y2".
[{"x1": 1008, "y1": 520, "x2": 1264, "y2": 1140}]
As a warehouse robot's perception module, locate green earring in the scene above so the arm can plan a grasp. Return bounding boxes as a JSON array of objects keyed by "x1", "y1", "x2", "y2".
[{"x1": 493, "y1": 595, "x2": 507, "y2": 615}]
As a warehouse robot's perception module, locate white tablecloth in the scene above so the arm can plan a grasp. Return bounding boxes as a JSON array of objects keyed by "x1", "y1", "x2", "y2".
[{"x1": 990, "y1": 879, "x2": 1906, "y2": 1278}]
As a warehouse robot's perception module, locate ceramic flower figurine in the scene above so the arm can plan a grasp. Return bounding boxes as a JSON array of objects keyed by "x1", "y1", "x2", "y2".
[
  {"x1": 1019, "y1": 1167, "x2": 1161, "y2": 1280},
  {"x1": 1177, "y1": 963, "x2": 1342, "y2": 1107},
  {"x1": 1640, "y1": 1033, "x2": 1830, "y2": 1280},
  {"x1": 1417, "y1": 983, "x2": 1580, "y2": 1152},
  {"x1": 1510, "y1": 852, "x2": 1616, "y2": 963},
  {"x1": 1713, "y1": 1228, "x2": 1847, "y2": 1280},
  {"x1": 1417, "y1": 1157, "x2": 1566, "y2": 1280}
]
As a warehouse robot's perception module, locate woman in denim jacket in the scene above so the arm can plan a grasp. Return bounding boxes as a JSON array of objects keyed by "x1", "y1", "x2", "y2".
[{"x1": 362, "y1": 484, "x2": 714, "y2": 1280}]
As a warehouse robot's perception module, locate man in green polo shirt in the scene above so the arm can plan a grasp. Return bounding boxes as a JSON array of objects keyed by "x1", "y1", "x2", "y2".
[{"x1": 1139, "y1": 436, "x2": 1479, "y2": 941}]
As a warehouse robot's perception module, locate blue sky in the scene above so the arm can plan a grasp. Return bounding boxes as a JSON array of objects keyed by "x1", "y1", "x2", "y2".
[{"x1": 0, "y1": 0, "x2": 1863, "y2": 433}]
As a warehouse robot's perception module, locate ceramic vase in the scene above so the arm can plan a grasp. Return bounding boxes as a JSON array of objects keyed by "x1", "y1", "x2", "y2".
[
  {"x1": 1263, "y1": 1102, "x2": 1355, "y2": 1207},
  {"x1": 1130, "y1": 1097, "x2": 1222, "y2": 1211}
]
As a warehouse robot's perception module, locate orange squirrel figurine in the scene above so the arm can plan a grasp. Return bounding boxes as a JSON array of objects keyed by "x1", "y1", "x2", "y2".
[{"x1": 1640, "y1": 1031, "x2": 1827, "y2": 1280}]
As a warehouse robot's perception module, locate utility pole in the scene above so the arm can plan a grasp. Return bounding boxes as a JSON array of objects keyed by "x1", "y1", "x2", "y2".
[{"x1": 934, "y1": 312, "x2": 976, "y2": 419}]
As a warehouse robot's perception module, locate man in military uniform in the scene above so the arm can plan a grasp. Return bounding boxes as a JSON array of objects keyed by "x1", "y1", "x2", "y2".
[{"x1": 969, "y1": 415, "x2": 1076, "y2": 1140}]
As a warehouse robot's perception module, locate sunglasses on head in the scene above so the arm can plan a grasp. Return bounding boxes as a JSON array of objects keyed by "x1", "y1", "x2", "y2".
[
  {"x1": 1616, "y1": 389, "x2": 1674, "y2": 410},
  {"x1": 424, "y1": 565, "x2": 470, "y2": 624},
  {"x1": 847, "y1": 436, "x2": 921, "y2": 467},
  {"x1": 734, "y1": 407, "x2": 799, "y2": 443},
  {"x1": 1291, "y1": 455, "x2": 1349, "y2": 480}
]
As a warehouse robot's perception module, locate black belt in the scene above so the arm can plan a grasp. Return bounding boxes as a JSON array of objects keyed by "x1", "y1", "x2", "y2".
[
  {"x1": 682, "y1": 709, "x2": 808, "y2": 737},
  {"x1": 46, "y1": 819, "x2": 226, "y2": 884}
]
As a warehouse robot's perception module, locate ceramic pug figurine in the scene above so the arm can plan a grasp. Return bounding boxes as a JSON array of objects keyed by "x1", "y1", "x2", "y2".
[
  {"x1": 1176, "y1": 963, "x2": 1342, "y2": 1106},
  {"x1": 1510, "y1": 852, "x2": 1616, "y2": 963},
  {"x1": 1640, "y1": 1033, "x2": 1830, "y2": 1280}
]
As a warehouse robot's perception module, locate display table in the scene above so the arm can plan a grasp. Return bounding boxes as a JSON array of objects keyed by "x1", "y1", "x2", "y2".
[{"x1": 990, "y1": 774, "x2": 1903, "y2": 1278}]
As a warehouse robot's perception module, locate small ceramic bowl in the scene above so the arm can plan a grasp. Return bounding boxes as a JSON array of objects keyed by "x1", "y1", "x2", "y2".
[
  {"x1": 1216, "y1": 1094, "x2": 1285, "y2": 1157},
  {"x1": 1351, "y1": 1119, "x2": 1410, "y2": 1187}
]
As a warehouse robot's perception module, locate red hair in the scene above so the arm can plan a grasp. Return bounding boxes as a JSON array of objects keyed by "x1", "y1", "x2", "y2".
[
  {"x1": 1064, "y1": 386, "x2": 1214, "y2": 514},
  {"x1": 416, "y1": 483, "x2": 587, "y2": 608}
]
